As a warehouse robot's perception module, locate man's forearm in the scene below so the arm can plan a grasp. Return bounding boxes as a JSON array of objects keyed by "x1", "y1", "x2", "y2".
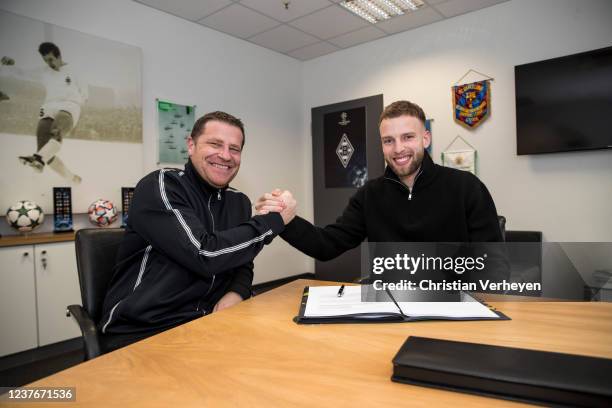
[
  {"x1": 227, "y1": 263, "x2": 254, "y2": 300},
  {"x1": 280, "y1": 216, "x2": 362, "y2": 261}
]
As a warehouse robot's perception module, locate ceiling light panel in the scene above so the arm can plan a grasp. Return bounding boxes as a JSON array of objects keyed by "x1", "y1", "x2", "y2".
[
  {"x1": 340, "y1": 0, "x2": 424, "y2": 23},
  {"x1": 341, "y1": 1, "x2": 377, "y2": 24},
  {"x1": 359, "y1": 1, "x2": 390, "y2": 20}
]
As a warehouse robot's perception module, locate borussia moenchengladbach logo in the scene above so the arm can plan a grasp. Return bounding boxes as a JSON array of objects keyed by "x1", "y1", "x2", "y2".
[{"x1": 336, "y1": 133, "x2": 354, "y2": 168}]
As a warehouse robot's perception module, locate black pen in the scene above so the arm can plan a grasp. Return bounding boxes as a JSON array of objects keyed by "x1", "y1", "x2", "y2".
[{"x1": 337, "y1": 285, "x2": 345, "y2": 297}]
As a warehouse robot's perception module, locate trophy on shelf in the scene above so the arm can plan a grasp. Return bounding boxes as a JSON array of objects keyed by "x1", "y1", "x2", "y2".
[
  {"x1": 53, "y1": 187, "x2": 73, "y2": 232},
  {"x1": 121, "y1": 187, "x2": 135, "y2": 228}
]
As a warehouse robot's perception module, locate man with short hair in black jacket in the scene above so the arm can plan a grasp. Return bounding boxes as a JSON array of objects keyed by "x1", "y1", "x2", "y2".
[
  {"x1": 99, "y1": 111, "x2": 295, "y2": 348},
  {"x1": 256, "y1": 100, "x2": 502, "y2": 261}
]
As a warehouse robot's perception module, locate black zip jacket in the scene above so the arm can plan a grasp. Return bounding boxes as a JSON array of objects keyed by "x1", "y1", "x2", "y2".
[
  {"x1": 99, "y1": 160, "x2": 284, "y2": 334},
  {"x1": 281, "y1": 152, "x2": 502, "y2": 261}
]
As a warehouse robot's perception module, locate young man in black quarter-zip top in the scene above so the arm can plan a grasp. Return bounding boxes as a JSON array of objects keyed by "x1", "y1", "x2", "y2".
[
  {"x1": 99, "y1": 111, "x2": 296, "y2": 350},
  {"x1": 255, "y1": 100, "x2": 502, "y2": 262}
]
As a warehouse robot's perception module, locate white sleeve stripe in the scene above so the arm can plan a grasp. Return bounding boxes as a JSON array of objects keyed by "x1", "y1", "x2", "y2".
[
  {"x1": 133, "y1": 245, "x2": 152, "y2": 290},
  {"x1": 199, "y1": 229, "x2": 272, "y2": 257},
  {"x1": 173, "y1": 209, "x2": 201, "y2": 249},
  {"x1": 159, "y1": 169, "x2": 201, "y2": 250},
  {"x1": 101, "y1": 300, "x2": 122, "y2": 334},
  {"x1": 159, "y1": 170, "x2": 274, "y2": 259},
  {"x1": 158, "y1": 170, "x2": 173, "y2": 210}
]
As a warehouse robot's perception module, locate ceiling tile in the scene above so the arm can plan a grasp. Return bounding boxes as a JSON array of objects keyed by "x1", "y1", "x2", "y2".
[
  {"x1": 135, "y1": 0, "x2": 233, "y2": 21},
  {"x1": 249, "y1": 24, "x2": 320, "y2": 53},
  {"x1": 433, "y1": 0, "x2": 508, "y2": 18},
  {"x1": 198, "y1": 3, "x2": 280, "y2": 39},
  {"x1": 377, "y1": 6, "x2": 443, "y2": 34},
  {"x1": 328, "y1": 26, "x2": 386, "y2": 48},
  {"x1": 288, "y1": 42, "x2": 339, "y2": 60},
  {"x1": 239, "y1": 0, "x2": 332, "y2": 22},
  {"x1": 289, "y1": 5, "x2": 370, "y2": 40},
  {"x1": 134, "y1": 0, "x2": 512, "y2": 60}
]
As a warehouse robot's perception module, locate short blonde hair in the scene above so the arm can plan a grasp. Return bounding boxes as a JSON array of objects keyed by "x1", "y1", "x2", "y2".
[{"x1": 379, "y1": 100, "x2": 426, "y2": 126}]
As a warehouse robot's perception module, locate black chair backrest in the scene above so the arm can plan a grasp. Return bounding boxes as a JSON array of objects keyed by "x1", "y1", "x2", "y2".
[
  {"x1": 504, "y1": 230, "x2": 543, "y2": 278},
  {"x1": 505, "y1": 230, "x2": 542, "y2": 243},
  {"x1": 75, "y1": 228, "x2": 124, "y2": 323},
  {"x1": 498, "y1": 215, "x2": 506, "y2": 241}
]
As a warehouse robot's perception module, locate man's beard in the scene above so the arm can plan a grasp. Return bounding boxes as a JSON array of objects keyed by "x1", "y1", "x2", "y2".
[{"x1": 387, "y1": 150, "x2": 423, "y2": 179}]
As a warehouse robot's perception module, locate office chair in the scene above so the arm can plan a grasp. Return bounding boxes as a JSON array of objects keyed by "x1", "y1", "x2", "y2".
[
  {"x1": 498, "y1": 215, "x2": 506, "y2": 241},
  {"x1": 504, "y1": 229, "x2": 542, "y2": 295},
  {"x1": 67, "y1": 228, "x2": 124, "y2": 360}
]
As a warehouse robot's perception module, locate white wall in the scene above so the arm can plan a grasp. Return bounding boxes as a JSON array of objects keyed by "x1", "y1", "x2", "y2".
[
  {"x1": 300, "y1": 0, "x2": 612, "y2": 251},
  {"x1": 0, "y1": 0, "x2": 310, "y2": 283}
]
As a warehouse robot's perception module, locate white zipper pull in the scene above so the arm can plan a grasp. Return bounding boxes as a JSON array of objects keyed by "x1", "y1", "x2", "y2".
[
  {"x1": 408, "y1": 168, "x2": 422, "y2": 201},
  {"x1": 217, "y1": 190, "x2": 221, "y2": 200}
]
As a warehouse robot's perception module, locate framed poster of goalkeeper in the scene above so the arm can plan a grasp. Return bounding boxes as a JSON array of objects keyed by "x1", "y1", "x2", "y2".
[{"x1": 0, "y1": 10, "x2": 143, "y2": 214}]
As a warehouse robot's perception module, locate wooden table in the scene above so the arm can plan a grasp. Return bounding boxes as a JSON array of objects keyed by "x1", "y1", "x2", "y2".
[{"x1": 10, "y1": 279, "x2": 612, "y2": 407}]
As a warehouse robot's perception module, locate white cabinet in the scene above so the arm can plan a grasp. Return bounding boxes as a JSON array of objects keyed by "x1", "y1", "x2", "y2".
[
  {"x1": 0, "y1": 246, "x2": 38, "y2": 356},
  {"x1": 35, "y1": 242, "x2": 81, "y2": 347},
  {"x1": 0, "y1": 240, "x2": 81, "y2": 356}
]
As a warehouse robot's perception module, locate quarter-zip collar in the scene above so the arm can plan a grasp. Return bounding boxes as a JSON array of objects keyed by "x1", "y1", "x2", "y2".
[
  {"x1": 184, "y1": 159, "x2": 227, "y2": 201},
  {"x1": 383, "y1": 151, "x2": 437, "y2": 199}
]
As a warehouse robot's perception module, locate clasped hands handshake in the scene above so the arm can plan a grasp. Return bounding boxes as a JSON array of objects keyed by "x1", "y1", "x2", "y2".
[
  {"x1": 254, "y1": 189, "x2": 297, "y2": 225},
  {"x1": 213, "y1": 189, "x2": 296, "y2": 313}
]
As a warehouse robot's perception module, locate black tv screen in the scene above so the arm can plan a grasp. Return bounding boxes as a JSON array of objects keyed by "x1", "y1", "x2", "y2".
[{"x1": 515, "y1": 46, "x2": 612, "y2": 155}]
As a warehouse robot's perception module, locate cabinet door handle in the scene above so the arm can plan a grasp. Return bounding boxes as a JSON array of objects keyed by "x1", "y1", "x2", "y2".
[
  {"x1": 23, "y1": 252, "x2": 29, "y2": 257},
  {"x1": 41, "y1": 251, "x2": 47, "y2": 270}
]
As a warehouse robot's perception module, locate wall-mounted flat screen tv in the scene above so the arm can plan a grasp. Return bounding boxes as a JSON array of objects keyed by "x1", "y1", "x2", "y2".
[{"x1": 515, "y1": 46, "x2": 612, "y2": 155}]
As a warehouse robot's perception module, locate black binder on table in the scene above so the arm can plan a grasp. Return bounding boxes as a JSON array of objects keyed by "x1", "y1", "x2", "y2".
[
  {"x1": 293, "y1": 286, "x2": 509, "y2": 324},
  {"x1": 392, "y1": 336, "x2": 612, "y2": 407}
]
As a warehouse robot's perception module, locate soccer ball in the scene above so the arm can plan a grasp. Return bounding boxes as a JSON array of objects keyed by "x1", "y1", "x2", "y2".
[
  {"x1": 88, "y1": 199, "x2": 118, "y2": 227},
  {"x1": 6, "y1": 200, "x2": 45, "y2": 232}
]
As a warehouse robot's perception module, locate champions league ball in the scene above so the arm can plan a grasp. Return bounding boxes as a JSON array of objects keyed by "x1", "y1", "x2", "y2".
[
  {"x1": 6, "y1": 200, "x2": 45, "y2": 232},
  {"x1": 88, "y1": 199, "x2": 118, "y2": 227}
]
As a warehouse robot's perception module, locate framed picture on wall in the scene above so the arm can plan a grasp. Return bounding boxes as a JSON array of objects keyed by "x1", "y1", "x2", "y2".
[
  {"x1": 0, "y1": 10, "x2": 143, "y2": 213},
  {"x1": 156, "y1": 99, "x2": 195, "y2": 165},
  {"x1": 323, "y1": 107, "x2": 368, "y2": 188}
]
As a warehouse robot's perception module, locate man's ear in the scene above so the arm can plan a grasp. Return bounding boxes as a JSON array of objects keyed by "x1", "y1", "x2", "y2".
[
  {"x1": 423, "y1": 130, "x2": 432, "y2": 149},
  {"x1": 187, "y1": 136, "x2": 194, "y2": 156}
]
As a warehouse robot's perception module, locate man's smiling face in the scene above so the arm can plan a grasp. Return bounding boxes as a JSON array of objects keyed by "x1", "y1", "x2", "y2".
[
  {"x1": 187, "y1": 120, "x2": 243, "y2": 188},
  {"x1": 379, "y1": 114, "x2": 431, "y2": 184}
]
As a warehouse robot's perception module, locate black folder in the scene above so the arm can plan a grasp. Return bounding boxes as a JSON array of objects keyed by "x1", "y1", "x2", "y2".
[
  {"x1": 294, "y1": 286, "x2": 509, "y2": 324},
  {"x1": 392, "y1": 336, "x2": 612, "y2": 407}
]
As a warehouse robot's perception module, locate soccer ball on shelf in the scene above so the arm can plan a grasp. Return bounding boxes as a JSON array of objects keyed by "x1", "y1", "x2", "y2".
[
  {"x1": 88, "y1": 199, "x2": 118, "y2": 227},
  {"x1": 6, "y1": 200, "x2": 45, "y2": 232}
]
